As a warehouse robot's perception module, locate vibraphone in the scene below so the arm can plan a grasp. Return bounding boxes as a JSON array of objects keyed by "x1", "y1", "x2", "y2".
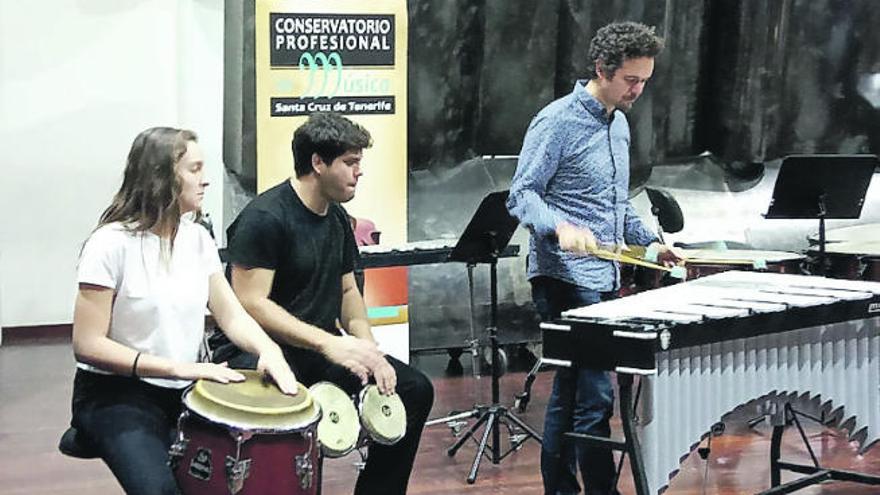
[{"x1": 542, "y1": 271, "x2": 880, "y2": 494}]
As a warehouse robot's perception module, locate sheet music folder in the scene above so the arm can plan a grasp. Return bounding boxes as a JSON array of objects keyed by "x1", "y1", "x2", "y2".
[
  {"x1": 765, "y1": 154, "x2": 877, "y2": 219},
  {"x1": 448, "y1": 190, "x2": 519, "y2": 264}
]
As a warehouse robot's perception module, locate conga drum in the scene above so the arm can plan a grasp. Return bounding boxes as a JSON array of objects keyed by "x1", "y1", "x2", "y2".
[
  {"x1": 358, "y1": 385, "x2": 406, "y2": 446},
  {"x1": 810, "y1": 241, "x2": 880, "y2": 281},
  {"x1": 308, "y1": 381, "x2": 361, "y2": 458},
  {"x1": 170, "y1": 370, "x2": 321, "y2": 494}
]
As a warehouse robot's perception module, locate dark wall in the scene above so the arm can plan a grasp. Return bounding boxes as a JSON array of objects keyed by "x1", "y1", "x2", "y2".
[{"x1": 407, "y1": 0, "x2": 880, "y2": 176}]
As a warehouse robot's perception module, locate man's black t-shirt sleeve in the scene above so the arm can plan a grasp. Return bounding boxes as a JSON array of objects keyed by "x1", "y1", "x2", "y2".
[
  {"x1": 336, "y1": 207, "x2": 357, "y2": 275},
  {"x1": 227, "y1": 208, "x2": 285, "y2": 270}
]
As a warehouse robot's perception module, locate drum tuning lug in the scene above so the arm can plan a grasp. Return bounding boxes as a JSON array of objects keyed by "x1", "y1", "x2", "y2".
[
  {"x1": 167, "y1": 438, "x2": 189, "y2": 471},
  {"x1": 353, "y1": 447, "x2": 368, "y2": 472},
  {"x1": 225, "y1": 457, "x2": 251, "y2": 495},
  {"x1": 295, "y1": 453, "x2": 314, "y2": 490}
]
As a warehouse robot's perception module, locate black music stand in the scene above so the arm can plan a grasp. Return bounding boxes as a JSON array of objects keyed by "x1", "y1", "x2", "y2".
[
  {"x1": 430, "y1": 190, "x2": 542, "y2": 484},
  {"x1": 765, "y1": 154, "x2": 877, "y2": 275}
]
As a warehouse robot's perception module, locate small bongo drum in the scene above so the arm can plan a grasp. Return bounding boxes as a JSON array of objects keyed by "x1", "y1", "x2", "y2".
[
  {"x1": 358, "y1": 385, "x2": 407, "y2": 446},
  {"x1": 170, "y1": 370, "x2": 321, "y2": 495},
  {"x1": 308, "y1": 381, "x2": 361, "y2": 458}
]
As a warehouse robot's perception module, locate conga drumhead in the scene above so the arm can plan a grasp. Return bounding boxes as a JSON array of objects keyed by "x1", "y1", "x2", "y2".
[
  {"x1": 309, "y1": 381, "x2": 360, "y2": 458},
  {"x1": 184, "y1": 370, "x2": 317, "y2": 431},
  {"x1": 358, "y1": 385, "x2": 406, "y2": 446}
]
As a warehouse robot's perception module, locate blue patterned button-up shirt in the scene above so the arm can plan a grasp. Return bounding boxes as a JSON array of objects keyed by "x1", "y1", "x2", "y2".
[{"x1": 507, "y1": 80, "x2": 658, "y2": 291}]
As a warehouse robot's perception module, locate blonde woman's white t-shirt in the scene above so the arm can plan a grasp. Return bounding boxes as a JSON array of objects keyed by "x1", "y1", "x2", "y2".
[{"x1": 76, "y1": 219, "x2": 222, "y2": 388}]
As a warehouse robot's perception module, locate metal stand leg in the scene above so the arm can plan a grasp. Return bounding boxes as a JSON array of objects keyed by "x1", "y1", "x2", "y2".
[
  {"x1": 514, "y1": 357, "x2": 544, "y2": 412},
  {"x1": 757, "y1": 402, "x2": 880, "y2": 494},
  {"x1": 619, "y1": 374, "x2": 650, "y2": 495}
]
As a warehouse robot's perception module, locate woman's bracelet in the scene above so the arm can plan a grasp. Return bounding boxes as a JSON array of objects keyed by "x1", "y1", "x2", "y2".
[{"x1": 131, "y1": 351, "x2": 142, "y2": 378}]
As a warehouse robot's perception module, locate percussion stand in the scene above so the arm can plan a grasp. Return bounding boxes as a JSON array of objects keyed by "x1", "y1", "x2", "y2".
[
  {"x1": 757, "y1": 402, "x2": 880, "y2": 494},
  {"x1": 424, "y1": 191, "x2": 542, "y2": 484},
  {"x1": 443, "y1": 241, "x2": 543, "y2": 484}
]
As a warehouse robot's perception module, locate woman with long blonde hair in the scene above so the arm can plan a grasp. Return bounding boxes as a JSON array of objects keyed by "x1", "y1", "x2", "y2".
[{"x1": 68, "y1": 127, "x2": 298, "y2": 494}]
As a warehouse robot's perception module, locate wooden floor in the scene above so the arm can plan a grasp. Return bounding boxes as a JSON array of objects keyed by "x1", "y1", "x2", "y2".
[{"x1": 1, "y1": 340, "x2": 878, "y2": 494}]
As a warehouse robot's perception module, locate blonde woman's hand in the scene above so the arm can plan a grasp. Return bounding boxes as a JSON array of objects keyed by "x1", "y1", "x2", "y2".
[
  {"x1": 174, "y1": 361, "x2": 246, "y2": 383},
  {"x1": 257, "y1": 351, "x2": 299, "y2": 395}
]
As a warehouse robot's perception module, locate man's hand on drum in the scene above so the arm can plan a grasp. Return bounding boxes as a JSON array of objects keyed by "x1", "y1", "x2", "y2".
[
  {"x1": 371, "y1": 359, "x2": 397, "y2": 396},
  {"x1": 256, "y1": 350, "x2": 299, "y2": 395},
  {"x1": 324, "y1": 335, "x2": 388, "y2": 387},
  {"x1": 175, "y1": 362, "x2": 246, "y2": 383},
  {"x1": 650, "y1": 242, "x2": 686, "y2": 267},
  {"x1": 556, "y1": 222, "x2": 597, "y2": 254}
]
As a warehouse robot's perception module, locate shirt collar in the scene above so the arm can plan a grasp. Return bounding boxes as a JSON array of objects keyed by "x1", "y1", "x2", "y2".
[{"x1": 574, "y1": 79, "x2": 614, "y2": 123}]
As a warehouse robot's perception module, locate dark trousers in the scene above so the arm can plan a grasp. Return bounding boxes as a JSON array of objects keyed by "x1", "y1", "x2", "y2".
[
  {"x1": 531, "y1": 276, "x2": 619, "y2": 495},
  {"x1": 227, "y1": 347, "x2": 434, "y2": 495},
  {"x1": 71, "y1": 369, "x2": 183, "y2": 495}
]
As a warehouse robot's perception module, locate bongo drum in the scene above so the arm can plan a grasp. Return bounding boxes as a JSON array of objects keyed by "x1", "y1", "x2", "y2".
[
  {"x1": 358, "y1": 385, "x2": 406, "y2": 446},
  {"x1": 170, "y1": 370, "x2": 321, "y2": 495},
  {"x1": 308, "y1": 381, "x2": 361, "y2": 458}
]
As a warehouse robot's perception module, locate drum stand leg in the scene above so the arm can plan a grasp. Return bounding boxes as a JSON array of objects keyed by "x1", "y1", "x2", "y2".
[
  {"x1": 432, "y1": 258, "x2": 543, "y2": 484},
  {"x1": 757, "y1": 402, "x2": 880, "y2": 494}
]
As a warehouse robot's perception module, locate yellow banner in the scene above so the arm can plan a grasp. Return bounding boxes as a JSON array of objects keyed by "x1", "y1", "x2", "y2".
[{"x1": 255, "y1": 0, "x2": 408, "y2": 246}]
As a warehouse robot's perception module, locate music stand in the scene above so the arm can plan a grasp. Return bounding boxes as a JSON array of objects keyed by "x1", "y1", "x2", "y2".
[
  {"x1": 429, "y1": 190, "x2": 542, "y2": 484},
  {"x1": 765, "y1": 154, "x2": 877, "y2": 275}
]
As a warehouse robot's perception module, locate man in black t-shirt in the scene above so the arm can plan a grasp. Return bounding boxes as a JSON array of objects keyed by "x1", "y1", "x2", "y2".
[{"x1": 224, "y1": 112, "x2": 434, "y2": 495}]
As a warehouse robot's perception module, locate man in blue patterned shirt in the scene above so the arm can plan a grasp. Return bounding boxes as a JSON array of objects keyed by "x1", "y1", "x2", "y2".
[{"x1": 507, "y1": 21, "x2": 681, "y2": 495}]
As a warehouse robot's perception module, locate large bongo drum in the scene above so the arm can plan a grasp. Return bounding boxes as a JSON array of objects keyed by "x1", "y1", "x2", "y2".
[
  {"x1": 358, "y1": 385, "x2": 406, "y2": 446},
  {"x1": 170, "y1": 370, "x2": 321, "y2": 495},
  {"x1": 308, "y1": 381, "x2": 361, "y2": 458},
  {"x1": 809, "y1": 241, "x2": 880, "y2": 281}
]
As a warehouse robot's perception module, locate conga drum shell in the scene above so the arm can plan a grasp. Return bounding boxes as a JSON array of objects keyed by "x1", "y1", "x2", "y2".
[
  {"x1": 309, "y1": 381, "x2": 361, "y2": 458},
  {"x1": 358, "y1": 385, "x2": 406, "y2": 446}
]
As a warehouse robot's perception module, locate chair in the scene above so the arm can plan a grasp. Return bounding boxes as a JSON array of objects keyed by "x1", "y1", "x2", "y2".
[{"x1": 58, "y1": 426, "x2": 99, "y2": 459}]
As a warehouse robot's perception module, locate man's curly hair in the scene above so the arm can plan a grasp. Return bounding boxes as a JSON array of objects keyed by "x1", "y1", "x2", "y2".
[{"x1": 586, "y1": 21, "x2": 664, "y2": 80}]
